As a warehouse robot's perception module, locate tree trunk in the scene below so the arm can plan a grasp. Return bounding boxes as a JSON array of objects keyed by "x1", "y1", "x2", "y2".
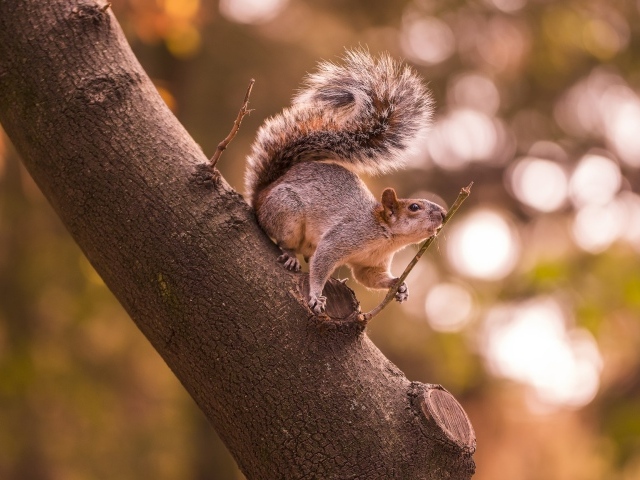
[{"x1": 0, "y1": 1, "x2": 476, "y2": 478}]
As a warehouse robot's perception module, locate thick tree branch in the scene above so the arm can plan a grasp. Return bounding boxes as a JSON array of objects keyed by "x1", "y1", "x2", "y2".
[{"x1": 0, "y1": 1, "x2": 475, "y2": 478}]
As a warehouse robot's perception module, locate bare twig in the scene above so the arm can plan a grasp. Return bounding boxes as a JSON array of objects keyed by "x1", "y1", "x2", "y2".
[
  {"x1": 209, "y1": 78, "x2": 255, "y2": 169},
  {"x1": 361, "y1": 182, "x2": 473, "y2": 322}
]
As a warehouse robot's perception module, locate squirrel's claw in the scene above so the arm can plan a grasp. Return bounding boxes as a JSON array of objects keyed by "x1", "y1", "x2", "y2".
[
  {"x1": 308, "y1": 295, "x2": 327, "y2": 315},
  {"x1": 278, "y1": 252, "x2": 301, "y2": 272},
  {"x1": 395, "y1": 282, "x2": 409, "y2": 303}
]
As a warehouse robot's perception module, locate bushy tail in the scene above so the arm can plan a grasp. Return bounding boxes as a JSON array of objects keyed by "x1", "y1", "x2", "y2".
[{"x1": 245, "y1": 50, "x2": 433, "y2": 206}]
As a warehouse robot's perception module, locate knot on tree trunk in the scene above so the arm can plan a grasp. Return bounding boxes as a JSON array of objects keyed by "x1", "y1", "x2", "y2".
[{"x1": 71, "y1": 1, "x2": 113, "y2": 30}]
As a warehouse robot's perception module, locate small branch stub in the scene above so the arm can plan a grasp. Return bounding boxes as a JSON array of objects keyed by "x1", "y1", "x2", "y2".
[
  {"x1": 209, "y1": 78, "x2": 255, "y2": 169},
  {"x1": 362, "y1": 182, "x2": 473, "y2": 322}
]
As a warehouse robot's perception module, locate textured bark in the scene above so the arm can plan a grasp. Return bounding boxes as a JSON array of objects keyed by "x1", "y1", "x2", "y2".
[{"x1": 0, "y1": 1, "x2": 476, "y2": 478}]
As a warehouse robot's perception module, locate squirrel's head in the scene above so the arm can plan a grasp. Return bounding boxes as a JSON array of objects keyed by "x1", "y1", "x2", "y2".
[{"x1": 379, "y1": 188, "x2": 446, "y2": 242}]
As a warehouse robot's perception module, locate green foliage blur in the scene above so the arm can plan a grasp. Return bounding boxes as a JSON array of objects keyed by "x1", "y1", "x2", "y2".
[{"x1": 2, "y1": 0, "x2": 640, "y2": 479}]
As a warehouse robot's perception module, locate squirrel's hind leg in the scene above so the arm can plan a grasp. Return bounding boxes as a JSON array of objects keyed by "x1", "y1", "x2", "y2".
[{"x1": 256, "y1": 187, "x2": 305, "y2": 272}]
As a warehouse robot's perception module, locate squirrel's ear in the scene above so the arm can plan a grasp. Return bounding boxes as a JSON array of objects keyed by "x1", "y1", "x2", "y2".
[{"x1": 381, "y1": 188, "x2": 399, "y2": 220}]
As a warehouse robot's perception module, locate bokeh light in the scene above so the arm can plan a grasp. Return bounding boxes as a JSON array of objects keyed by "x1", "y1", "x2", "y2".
[
  {"x1": 569, "y1": 154, "x2": 621, "y2": 208},
  {"x1": 219, "y1": 0, "x2": 289, "y2": 25},
  {"x1": 424, "y1": 282, "x2": 474, "y2": 332},
  {"x1": 448, "y1": 72, "x2": 501, "y2": 115},
  {"x1": 616, "y1": 192, "x2": 640, "y2": 251},
  {"x1": 427, "y1": 109, "x2": 505, "y2": 169},
  {"x1": 165, "y1": 23, "x2": 201, "y2": 58},
  {"x1": 571, "y1": 202, "x2": 624, "y2": 253},
  {"x1": 581, "y1": 10, "x2": 630, "y2": 60},
  {"x1": 447, "y1": 209, "x2": 520, "y2": 280},
  {"x1": 165, "y1": 0, "x2": 199, "y2": 19},
  {"x1": 603, "y1": 86, "x2": 640, "y2": 167},
  {"x1": 554, "y1": 68, "x2": 620, "y2": 137},
  {"x1": 482, "y1": 298, "x2": 602, "y2": 408},
  {"x1": 555, "y1": 69, "x2": 640, "y2": 168},
  {"x1": 570, "y1": 191, "x2": 640, "y2": 253},
  {"x1": 474, "y1": 16, "x2": 529, "y2": 73},
  {"x1": 509, "y1": 157, "x2": 568, "y2": 212},
  {"x1": 400, "y1": 15, "x2": 455, "y2": 66},
  {"x1": 484, "y1": 0, "x2": 527, "y2": 13}
]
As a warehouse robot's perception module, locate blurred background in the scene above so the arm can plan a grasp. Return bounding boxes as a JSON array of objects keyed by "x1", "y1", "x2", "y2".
[{"x1": 1, "y1": 0, "x2": 640, "y2": 478}]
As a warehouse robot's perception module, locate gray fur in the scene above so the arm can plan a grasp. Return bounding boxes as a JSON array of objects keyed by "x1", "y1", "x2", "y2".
[
  {"x1": 245, "y1": 50, "x2": 433, "y2": 207},
  {"x1": 245, "y1": 51, "x2": 444, "y2": 314}
]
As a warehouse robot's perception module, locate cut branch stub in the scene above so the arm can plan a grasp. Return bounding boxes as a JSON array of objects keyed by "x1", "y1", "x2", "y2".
[
  {"x1": 420, "y1": 384, "x2": 476, "y2": 454},
  {"x1": 298, "y1": 275, "x2": 363, "y2": 329}
]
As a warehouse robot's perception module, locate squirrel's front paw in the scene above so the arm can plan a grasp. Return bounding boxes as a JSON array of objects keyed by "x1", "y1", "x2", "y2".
[
  {"x1": 277, "y1": 252, "x2": 301, "y2": 272},
  {"x1": 308, "y1": 295, "x2": 327, "y2": 315},
  {"x1": 395, "y1": 282, "x2": 409, "y2": 303}
]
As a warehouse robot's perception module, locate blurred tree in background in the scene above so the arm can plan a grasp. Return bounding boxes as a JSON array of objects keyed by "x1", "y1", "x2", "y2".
[{"x1": 1, "y1": 0, "x2": 640, "y2": 478}]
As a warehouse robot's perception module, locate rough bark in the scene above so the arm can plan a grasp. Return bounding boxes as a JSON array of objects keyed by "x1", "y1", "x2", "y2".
[{"x1": 0, "y1": 1, "x2": 476, "y2": 478}]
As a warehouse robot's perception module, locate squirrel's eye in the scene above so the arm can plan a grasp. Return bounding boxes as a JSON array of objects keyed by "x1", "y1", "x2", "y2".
[{"x1": 409, "y1": 203, "x2": 420, "y2": 212}]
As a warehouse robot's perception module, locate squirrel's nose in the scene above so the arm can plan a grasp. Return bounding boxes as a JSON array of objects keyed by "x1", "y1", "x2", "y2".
[
  {"x1": 431, "y1": 208, "x2": 446, "y2": 224},
  {"x1": 428, "y1": 203, "x2": 447, "y2": 223}
]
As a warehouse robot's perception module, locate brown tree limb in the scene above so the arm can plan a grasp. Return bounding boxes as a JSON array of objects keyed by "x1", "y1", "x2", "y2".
[
  {"x1": 363, "y1": 182, "x2": 473, "y2": 322},
  {"x1": 209, "y1": 78, "x2": 255, "y2": 169},
  {"x1": 0, "y1": 1, "x2": 475, "y2": 478}
]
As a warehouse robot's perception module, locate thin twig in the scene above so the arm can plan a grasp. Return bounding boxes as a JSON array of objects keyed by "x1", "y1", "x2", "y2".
[
  {"x1": 100, "y1": 2, "x2": 112, "y2": 12},
  {"x1": 209, "y1": 78, "x2": 255, "y2": 169},
  {"x1": 362, "y1": 182, "x2": 473, "y2": 322}
]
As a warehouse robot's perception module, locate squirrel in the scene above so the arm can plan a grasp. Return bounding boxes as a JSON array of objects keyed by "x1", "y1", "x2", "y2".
[{"x1": 245, "y1": 50, "x2": 446, "y2": 315}]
